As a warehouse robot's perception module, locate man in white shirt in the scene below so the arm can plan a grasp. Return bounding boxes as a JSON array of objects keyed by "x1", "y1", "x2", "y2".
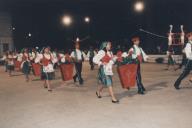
[
  {"x1": 174, "y1": 32, "x2": 192, "y2": 90},
  {"x1": 71, "y1": 42, "x2": 85, "y2": 85}
]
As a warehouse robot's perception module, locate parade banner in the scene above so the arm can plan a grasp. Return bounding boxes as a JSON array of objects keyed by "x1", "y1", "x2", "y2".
[
  {"x1": 14, "y1": 61, "x2": 22, "y2": 71},
  {"x1": 60, "y1": 64, "x2": 74, "y2": 81},
  {"x1": 32, "y1": 63, "x2": 41, "y2": 76},
  {"x1": 117, "y1": 64, "x2": 138, "y2": 89}
]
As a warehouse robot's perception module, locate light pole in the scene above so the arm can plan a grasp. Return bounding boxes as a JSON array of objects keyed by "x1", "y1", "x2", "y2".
[{"x1": 28, "y1": 33, "x2": 32, "y2": 37}]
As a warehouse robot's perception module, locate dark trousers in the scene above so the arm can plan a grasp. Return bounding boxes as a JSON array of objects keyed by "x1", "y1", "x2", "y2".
[
  {"x1": 89, "y1": 57, "x2": 94, "y2": 70},
  {"x1": 136, "y1": 64, "x2": 145, "y2": 91},
  {"x1": 74, "y1": 62, "x2": 83, "y2": 84},
  {"x1": 174, "y1": 60, "x2": 192, "y2": 88},
  {"x1": 179, "y1": 56, "x2": 187, "y2": 69}
]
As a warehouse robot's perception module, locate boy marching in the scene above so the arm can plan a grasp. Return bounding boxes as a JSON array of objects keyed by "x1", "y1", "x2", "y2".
[
  {"x1": 127, "y1": 37, "x2": 148, "y2": 94},
  {"x1": 71, "y1": 42, "x2": 86, "y2": 85}
]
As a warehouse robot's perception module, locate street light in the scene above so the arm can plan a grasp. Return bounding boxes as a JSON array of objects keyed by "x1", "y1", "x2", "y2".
[
  {"x1": 28, "y1": 33, "x2": 32, "y2": 37},
  {"x1": 62, "y1": 15, "x2": 72, "y2": 26},
  {"x1": 134, "y1": 1, "x2": 144, "y2": 12},
  {"x1": 76, "y1": 37, "x2": 80, "y2": 42},
  {"x1": 84, "y1": 17, "x2": 90, "y2": 23}
]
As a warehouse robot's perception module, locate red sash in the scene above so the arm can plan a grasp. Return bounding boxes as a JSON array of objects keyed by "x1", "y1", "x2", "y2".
[
  {"x1": 101, "y1": 52, "x2": 112, "y2": 63},
  {"x1": 41, "y1": 54, "x2": 52, "y2": 66}
]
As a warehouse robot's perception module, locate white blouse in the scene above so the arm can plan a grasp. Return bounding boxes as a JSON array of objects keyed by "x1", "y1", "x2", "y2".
[
  {"x1": 35, "y1": 53, "x2": 57, "y2": 64},
  {"x1": 93, "y1": 50, "x2": 116, "y2": 66}
]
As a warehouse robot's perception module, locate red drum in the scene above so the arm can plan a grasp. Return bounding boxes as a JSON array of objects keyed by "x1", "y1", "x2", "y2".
[
  {"x1": 117, "y1": 64, "x2": 138, "y2": 89},
  {"x1": 32, "y1": 63, "x2": 41, "y2": 76},
  {"x1": 60, "y1": 64, "x2": 74, "y2": 81}
]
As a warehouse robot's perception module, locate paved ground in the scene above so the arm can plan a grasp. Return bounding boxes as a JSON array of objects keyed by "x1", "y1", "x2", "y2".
[{"x1": 0, "y1": 62, "x2": 192, "y2": 128}]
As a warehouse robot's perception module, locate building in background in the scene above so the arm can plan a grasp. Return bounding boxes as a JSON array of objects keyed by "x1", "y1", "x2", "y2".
[{"x1": 0, "y1": 12, "x2": 14, "y2": 55}]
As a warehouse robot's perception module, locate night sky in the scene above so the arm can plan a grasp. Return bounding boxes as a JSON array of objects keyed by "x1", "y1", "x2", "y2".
[{"x1": 1, "y1": 0, "x2": 192, "y2": 52}]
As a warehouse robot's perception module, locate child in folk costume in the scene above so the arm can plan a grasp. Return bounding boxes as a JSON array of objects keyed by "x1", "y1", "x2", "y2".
[
  {"x1": 174, "y1": 33, "x2": 192, "y2": 90},
  {"x1": 21, "y1": 48, "x2": 32, "y2": 82},
  {"x1": 1, "y1": 52, "x2": 8, "y2": 72},
  {"x1": 127, "y1": 37, "x2": 148, "y2": 95},
  {"x1": 71, "y1": 42, "x2": 86, "y2": 85},
  {"x1": 35, "y1": 47, "x2": 56, "y2": 91},
  {"x1": 93, "y1": 42, "x2": 119, "y2": 103},
  {"x1": 7, "y1": 51, "x2": 15, "y2": 76}
]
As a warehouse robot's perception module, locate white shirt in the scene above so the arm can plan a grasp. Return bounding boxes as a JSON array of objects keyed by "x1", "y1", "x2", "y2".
[
  {"x1": 34, "y1": 53, "x2": 57, "y2": 64},
  {"x1": 70, "y1": 49, "x2": 86, "y2": 61},
  {"x1": 7, "y1": 55, "x2": 14, "y2": 65},
  {"x1": 128, "y1": 45, "x2": 148, "y2": 62},
  {"x1": 184, "y1": 41, "x2": 192, "y2": 60},
  {"x1": 93, "y1": 50, "x2": 117, "y2": 66}
]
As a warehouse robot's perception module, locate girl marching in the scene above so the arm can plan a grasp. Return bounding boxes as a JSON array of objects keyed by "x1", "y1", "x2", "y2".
[
  {"x1": 7, "y1": 51, "x2": 15, "y2": 77},
  {"x1": 35, "y1": 47, "x2": 56, "y2": 92},
  {"x1": 93, "y1": 42, "x2": 119, "y2": 103},
  {"x1": 21, "y1": 48, "x2": 32, "y2": 82}
]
